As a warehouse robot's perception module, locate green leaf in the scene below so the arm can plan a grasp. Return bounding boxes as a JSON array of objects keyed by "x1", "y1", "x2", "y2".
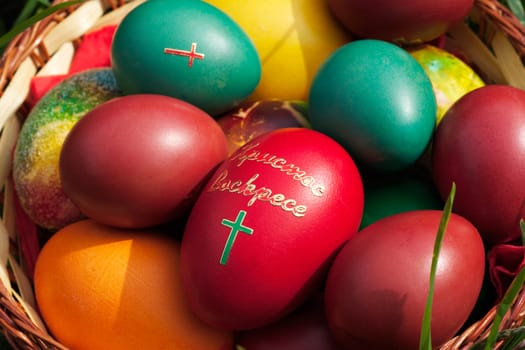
[
  {"x1": 481, "y1": 236, "x2": 525, "y2": 349},
  {"x1": 504, "y1": 0, "x2": 525, "y2": 26},
  {"x1": 0, "y1": 0, "x2": 85, "y2": 51},
  {"x1": 499, "y1": 326, "x2": 525, "y2": 350},
  {"x1": 13, "y1": 0, "x2": 51, "y2": 26},
  {"x1": 419, "y1": 182, "x2": 456, "y2": 350}
]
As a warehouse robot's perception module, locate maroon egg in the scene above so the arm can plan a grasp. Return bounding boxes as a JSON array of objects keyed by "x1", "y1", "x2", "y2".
[
  {"x1": 59, "y1": 94, "x2": 228, "y2": 228},
  {"x1": 216, "y1": 100, "x2": 310, "y2": 156},
  {"x1": 235, "y1": 294, "x2": 340, "y2": 350},
  {"x1": 324, "y1": 210, "x2": 485, "y2": 350},
  {"x1": 327, "y1": 0, "x2": 474, "y2": 44},
  {"x1": 432, "y1": 85, "x2": 525, "y2": 246},
  {"x1": 180, "y1": 128, "x2": 364, "y2": 330}
]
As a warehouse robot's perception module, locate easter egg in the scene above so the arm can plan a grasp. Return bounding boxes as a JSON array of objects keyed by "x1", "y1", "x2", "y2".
[
  {"x1": 327, "y1": 0, "x2": 474, "y2": 44},
  {"x1": 309, "y1": 40, "x2": 436, "y2": 172},
  {"x1": 409, "y1": 44, "x2": 485, "y2": 125},
  {"x1": 111, "y1": 0, "x2": 261, "y2": 116},
  {"x1": 216, "y1": 99, "x2": 310, "y2": 155},
  {"x1": 360, "y1": 171, "x2": 443, "y2": 229},
  {"x1": 12, "y1": 68, "x2": 122, "y2": 230},
  {"x1": 235, "y1": 294, "x2": 340, "y2": 350},
  {"x1": 325, "y1": 210, "x2": 485, "y2": 350},
  {"x1": 59, "y1": 94, "x2": 228, "y2": 229},
  {"x1": 180, "y1": 128, "x2": 364, "y2": 330},
  {"x1": 203, "y1": 0, "x2": 352, "y2": 101},
  {"x1": 34, "y1": 219, "x2": 234, "y2": 350},
  {"x1": 432, "y1": 85, "x2": 525, "y2": 246}
]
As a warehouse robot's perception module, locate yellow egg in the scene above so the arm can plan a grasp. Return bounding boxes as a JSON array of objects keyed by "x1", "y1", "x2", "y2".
[
  {"x1": 409, "y1": 44, "x2": 485, "y2": 126},
  {"x1": 204, "y1": 0, "x2": 352, "y2": 101}
]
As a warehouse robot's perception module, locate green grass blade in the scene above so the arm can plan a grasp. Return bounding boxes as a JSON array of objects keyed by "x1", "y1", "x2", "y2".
[
  {"x1": 419, "y1": 182, "x2": 456, "y2": 350},
  {"x1": 521, "y1": 219, "x2": 525, "y2": 246},
  {"x1": 0, "y1": 0, "x2": 85, "y2": 50}
]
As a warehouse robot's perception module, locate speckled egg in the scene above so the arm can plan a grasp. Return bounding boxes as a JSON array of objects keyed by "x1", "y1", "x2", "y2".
[
  {"x1": 111, "y1": 0, "x2": 261, "y2": 116},
  {"x1": 409, "y1": 44, "x2": 485, "y2": 125},
  {"x1": 13, "y1": 68, "x2": 122, "y2": 230}
]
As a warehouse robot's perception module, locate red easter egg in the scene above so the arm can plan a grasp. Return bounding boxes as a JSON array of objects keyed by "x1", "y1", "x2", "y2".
[
  {"x1": 432, "y1": 85, "x2": 525, "y2": 246},
  {"x1": 180, "y1": 128, "x2": 364, "y2": 330},
  {"x1": 60, "y1": 94, "x2": 228, "y2": 228},
  {"x1": 327, "y1": 0, "x2": 474, "y2": 44},
  {"x1": 324, "y1": 210, "x2": 485, "y2": 350},
  {"x1": 235, "y1": 294, "x2": 340, "y2": 350}
]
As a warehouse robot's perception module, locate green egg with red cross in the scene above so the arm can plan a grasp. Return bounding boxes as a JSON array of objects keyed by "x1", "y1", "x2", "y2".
[
  {"x1": 179, "y1": 128, "x2": 364, "y2": 330},
  {"x1": 111, "y1": 0, "x2": 261, "y2": 116}
]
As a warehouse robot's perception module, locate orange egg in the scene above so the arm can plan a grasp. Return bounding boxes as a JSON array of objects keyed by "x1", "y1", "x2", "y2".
[{"x1": 34, "y1": 219, "x2": 233, "y2": 350}]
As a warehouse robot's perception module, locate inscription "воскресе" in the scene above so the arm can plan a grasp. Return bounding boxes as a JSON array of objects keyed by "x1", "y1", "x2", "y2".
[{"x1": 207, "y1": 143, "x2": 327, "y2": 218}]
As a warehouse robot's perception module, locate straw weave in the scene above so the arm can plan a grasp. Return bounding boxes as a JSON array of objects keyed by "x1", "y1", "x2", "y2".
[{"x1": 0, "y1": 0, "x2": 524, "y2": 349}]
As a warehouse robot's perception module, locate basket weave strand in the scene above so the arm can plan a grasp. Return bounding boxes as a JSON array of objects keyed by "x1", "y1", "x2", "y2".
[
  {"x1": 0, "y1": 0, "x2": 524, "y2": 349},
  {"x1": 476, "y1": 0, "x2": 525, "y2": 58}
]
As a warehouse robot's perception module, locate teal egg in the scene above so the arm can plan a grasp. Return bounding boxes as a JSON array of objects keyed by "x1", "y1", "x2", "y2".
[
  {"x1": 360, "y1": 172, "x2": 443, "y2": 229},
  {"x1": 111, "y1": 0, "x2": 261, "y2": 116},
  {"x1": 308, "y1": 39, "x2": 436, "y2": 172}
]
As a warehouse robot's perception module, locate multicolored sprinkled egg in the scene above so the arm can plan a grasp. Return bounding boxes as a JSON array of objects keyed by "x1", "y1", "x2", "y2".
[{"x1": 13, "y1": 68, "x2": 122, "y2": 230}]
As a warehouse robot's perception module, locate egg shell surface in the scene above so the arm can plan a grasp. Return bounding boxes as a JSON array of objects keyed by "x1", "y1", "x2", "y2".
[
  {"x1": 216, "y1": 99, "x2": 310, "y2": 156},
  {"x1": 235, "y1": 294, "x2": 340, "y2": 350},
  {"x1": 180, "y1": 128, "x2": 364, "y2": 330},
  {"x1": 111, "y1": 0, "x2": 261, "y2": 116},
  {"x1": 409, "y1": 44, "x2": 485, "y2": 125},
  {"x1": 324, "y1": 210, "x2": 485, "y2": 350},
  {"x1": 327, "y1": 0, "x2": 474, "y2": 44},
  {"x1": 360, "y1": 170, "x2": 443, "y2": 229},
  {"x1": 432, "y1": 85, "x2": 525, "y2": 246},
  {"x1": 13, "y1": 68, "x2": 122, "y2": 230},
  {"x1": 203, "y1": 0, "x2": 352, "y2": 101},
  {"x1": 34, "y1": 219, "x2": 234, "y2": 350},
  {"x1": 308, "y1": 39, "x2": 436, "y2": 172},
  {"x1": 59, "y1": 94, "x2": 228, "y2": 229}
]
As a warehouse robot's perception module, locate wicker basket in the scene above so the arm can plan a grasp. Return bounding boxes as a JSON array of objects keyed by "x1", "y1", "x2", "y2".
[{"x1": 0, "y1": 0, "x2": 524, "y2": 349}]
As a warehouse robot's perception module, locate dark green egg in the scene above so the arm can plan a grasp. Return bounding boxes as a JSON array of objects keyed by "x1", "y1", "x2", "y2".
[
  {"x1": 308, "y1": 39, "x2": 436, "y2": 172},
  {"x1": 360, "y1": 172, "x2": 443, "y2": 229},
  {"x1": 111, "y1": 0, "x2": 261, "y2": 116}
]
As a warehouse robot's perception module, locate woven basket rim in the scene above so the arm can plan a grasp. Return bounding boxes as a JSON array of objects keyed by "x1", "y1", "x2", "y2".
[{"x1": 0, "y1": 0, "x2": 525, "y2": 349}]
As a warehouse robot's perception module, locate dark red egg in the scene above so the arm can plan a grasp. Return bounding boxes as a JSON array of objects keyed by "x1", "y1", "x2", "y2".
[
  {"x1": 324, "y1": 210, "x2": 485, "y2": 350},
  {"x1": 432, "y1": 85, "x2": 525, "y2": 246},
  {"x1": 59, "y1": 94, "x2": 228, "y2": 228},
  {"x1": 327, "y1": 0, "x2": 474, "y2": 44},
  {"x1": 235, "y1": 294, "x2": 340, "y2": 350},
  {"x1": 216, "y1": 100, "x2": 309, "y2": 156}
]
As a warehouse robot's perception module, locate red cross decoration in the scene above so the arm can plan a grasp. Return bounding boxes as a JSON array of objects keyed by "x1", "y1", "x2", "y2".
[{"x1": 164, "y1": 42, "x2": 205, "y2": 67}]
